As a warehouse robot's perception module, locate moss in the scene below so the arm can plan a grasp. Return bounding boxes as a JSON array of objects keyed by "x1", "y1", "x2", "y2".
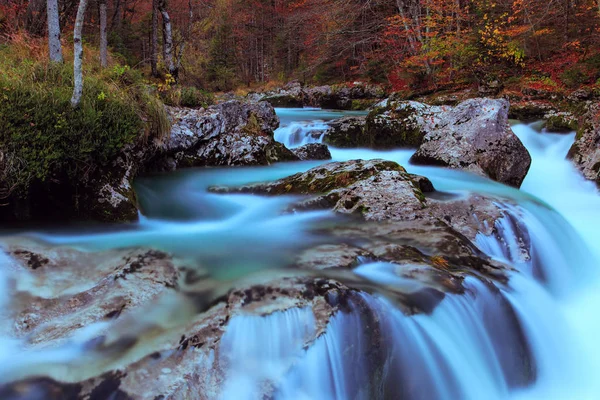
[
  {"x1": 262, "y1": 94, "x2": 303, "y2": 108},
  {"x1": 544, "y1": 115, "x2": 578, "y2": 132},
  {"x1": 350, "y1": 99, "x2": 377, "y2": 110},
  {"x1": 241, "y1": 113, "x2": 264, "y2": 136},
  {"x1": 0, "y1": 70, "x2": 141, "y2": 195},
  {"x1": 364, "y1": 105, "x2": 424, "y2": 148}
]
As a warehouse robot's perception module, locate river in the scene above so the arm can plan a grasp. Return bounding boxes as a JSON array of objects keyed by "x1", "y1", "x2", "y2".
[{"x1": 0, "y1": 108, "x2": 599, "y2": 399}]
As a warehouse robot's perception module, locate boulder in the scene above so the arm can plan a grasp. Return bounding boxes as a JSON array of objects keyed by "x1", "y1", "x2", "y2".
[
  {"x1": 291, "y1": 143, "x2": 332, "y2": 161},
  {"x1": 323, "y1": 102, "x2": 426, "y2": 148},
  {"x1": 568, "y1": 103, "x2": 600, "y2": 187},
  {"x1": 0, "y1": 139, "x2": 147, "y2": 222},
  {"x1": 410, "y1": 98, "x2": 532, "y2": 188},
  {"x1": 157, "y1": 100, "x2": 297, "y2": 168}
]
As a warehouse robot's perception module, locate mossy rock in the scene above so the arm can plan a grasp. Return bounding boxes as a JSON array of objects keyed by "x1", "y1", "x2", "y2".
[
  {"x1": 210, "y1": 159, "x2": 408, "y2": 196},
  {"x1": 262, "y1": 94, "x2": 303, "y2": 108},
  {"x1": 544, "y1": 115, "x2": 578, "y2": 132},
  {"x1": 324, "y1": 104, "x2": 424, "y2": 149}
]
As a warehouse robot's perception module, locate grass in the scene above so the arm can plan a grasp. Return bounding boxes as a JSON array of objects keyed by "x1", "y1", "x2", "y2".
[{"x1": 0, "y1": 33, "x2": 170, "y2": 197}]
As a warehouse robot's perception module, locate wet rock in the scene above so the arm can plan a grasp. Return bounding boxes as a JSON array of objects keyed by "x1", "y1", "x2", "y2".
[
  {"x1": 291, "y1": 143, "x2": 332, "y2": 161},
  {"x1": 1, "y1": 238, "x2": 180, "y2": 345},
  {"x1": 323, "y1": 102, "x2": 426, "y2": 148},
  {"x1": 322, "y1": 116, "x2": 367, "y2": 148},
  {"x1": 410, "y1": 98, "x2": 532, "y2": 188},
  {"x1": 210, "y1": 159, "x2": 511, "y2": 284},
  {"x1": 157, "y1": 100, "x2": 298, "y2": 168},
  {"x1": 568, "y1": 103, "x2": 600, "y2": 187},
  {"x1": 0, "y1": 239, "x2": 351, "y2": 399},
  {"x1": 508, "y1": 100, "x2": 557, "y2": 121}
]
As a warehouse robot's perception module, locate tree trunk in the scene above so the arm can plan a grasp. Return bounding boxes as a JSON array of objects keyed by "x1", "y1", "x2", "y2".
[
  {"x1": 99, "y1": 0, "x2": 107, "y2": 68},
  {"x1": 71, "y1": 0, "x2": 89, "y2": 108},
  {"x1": 26, "y1": 0, "x2": 46, "y2": 36},
  {"x1": 110, "y1": 0, "x2": 122, "y2": 30},
  {"x1": 176, "y1": 0, "x2": 193, "y2": 73},
  {"x1": 158, "y1": 0, "x2": 176, "y2": 79},
  {"x1": 151, "y1": 0, "x2": 159, "y2": 77},
  {"x1": 47, "y1": 0, "x2": 63, "y2": 63}
]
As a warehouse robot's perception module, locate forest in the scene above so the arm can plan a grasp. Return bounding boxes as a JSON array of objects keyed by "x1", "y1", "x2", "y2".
[{"x1": 2, "y1": 0, "x2": 600, "y2": 94}]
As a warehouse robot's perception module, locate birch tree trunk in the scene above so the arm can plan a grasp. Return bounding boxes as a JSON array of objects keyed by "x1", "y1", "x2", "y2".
[
  {"x1": 47, "y1": 0, "x2": 63, "y2": 63},
  {"x1": 150, "y1": 0, "x2": 159, "y2": 77},
  {"x1": 71, "y1": 0, "x2": 89, "y2": 108},
  {"x1": 99, "y1": 0, "x2": 108, "y2": 68},
  {"x1": 158, "y1": 0, "x2": 176, "y2": 79}
]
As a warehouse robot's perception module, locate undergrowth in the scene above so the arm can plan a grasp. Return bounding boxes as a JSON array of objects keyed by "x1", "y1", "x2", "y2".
[{"x1": 0, "y1": 34, "x2": 169, "y2": 196}]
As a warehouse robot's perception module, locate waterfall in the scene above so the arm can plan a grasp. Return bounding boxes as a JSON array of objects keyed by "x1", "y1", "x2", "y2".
[{"x1": 274, "y1": 121, "x2": 329, "y2": 148}]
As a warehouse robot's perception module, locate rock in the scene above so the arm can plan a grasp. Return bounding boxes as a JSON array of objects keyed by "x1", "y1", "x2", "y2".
[
  {"x1": 211, "y1": 159, "x2": 514, "y2": 283},
  {"x1": 1, "y1": 238, "x2": 179, "y2": 345},
  {"x1": 568, "y1": 103, "x2": 600, "y2": 187},
  {"x1": 291, "y1": 143, "x2": 332, "y2": 161},
  {"x1": 544, "y1": 111, "x2": 578, "y2": 132},
  {"x1": 211, "y1": 159, "x2": 501, "y2": 237},
  {"x1": 322, "y1": 116, "x2": 368, "y2": 148},
  {"x1": 251, "y1": 82, "x2": 386, "y2": 110},
  {"x1": 261, "y1": 94, "x2": 304, "y2": 108},
  {"x1": 323, "y1": 102, "x2": 426, "y2": 149},
  {"x1": 155, "y1": 100, "x2": 298, "y2": 168},
  {"x1": 567, "y1": 88, "x2": 594, "y2": 102},
  {"x1": 508, "y1": 100, "x2": 556, "y2": 121},
  {"x1": 410, "y1": 98, "x2": 532, "y2": 188},
  {"x1": 0, "y1": 140, "x2": 146, "y2": 222},
  {"x1": 0, "y1": 239, "x2": 365, "y2": 399}
]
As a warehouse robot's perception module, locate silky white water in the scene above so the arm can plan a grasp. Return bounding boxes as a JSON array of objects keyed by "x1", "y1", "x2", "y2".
[{"x1": 0, "y1": 110, "x2": 599, "y2": 399}]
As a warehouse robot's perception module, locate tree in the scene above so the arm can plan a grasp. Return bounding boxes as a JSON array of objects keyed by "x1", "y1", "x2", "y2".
[
  {"x1": 151, "y1": 0, "x2": 159, "y2": 76},
  {"x1": 99, "y1": 0, "x2": 108, "y2": 67},
  {"x1": 46, "y1": 0, "x2": 63, "y2": 63},
  {"x1": 158, "y1": 0, "x2": 177, "y2": 79},
  {"x1": 71, "y1": 0, "x2": 89, "y2": 108}
]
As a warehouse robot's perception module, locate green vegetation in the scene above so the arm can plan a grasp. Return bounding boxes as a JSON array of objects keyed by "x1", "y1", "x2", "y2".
[
  {"x1": 0, "y1": 40, "x2": 168, "y2": 196},
  {"x1": 160, "y1": 84, "x2": 215, "y2": 108}
]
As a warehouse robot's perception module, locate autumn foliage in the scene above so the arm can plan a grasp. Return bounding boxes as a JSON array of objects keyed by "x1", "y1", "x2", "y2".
[{"x1": 1, "y1": 0, "x2": 600, "y2": 92}]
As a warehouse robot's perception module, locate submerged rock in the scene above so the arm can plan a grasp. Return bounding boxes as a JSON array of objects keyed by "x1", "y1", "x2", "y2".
[
  {"x1": 410, "y1": 98, "x2": 532, "y2": 188},
  {"x1": 291, "y1": 143, "x2": 332, "y2": 161},
  {"x1": 568, "y1": 103, "x2": 600, "y2": 187}
]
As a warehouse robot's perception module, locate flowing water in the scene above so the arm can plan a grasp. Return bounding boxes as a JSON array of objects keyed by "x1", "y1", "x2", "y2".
[{"x1": 1, "y1": 108, "x2": 599, "y2": 399}]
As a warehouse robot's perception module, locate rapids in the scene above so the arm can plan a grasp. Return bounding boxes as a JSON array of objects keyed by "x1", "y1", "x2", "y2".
[{"x1": 1, "y1": 108, "x2": 599, "y2": 399}]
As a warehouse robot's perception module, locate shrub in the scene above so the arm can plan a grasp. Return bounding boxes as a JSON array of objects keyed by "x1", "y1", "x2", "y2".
[
  {"x1": 160, "y1": 85, "x2": 215, "y2": 108},
  {"x1": 560, "y1": 67, "x2": 589, "y2": 89},
  {"x1": 0, "y1": 45, "x2": 168, "y2": 196},
  {"x1": 180, "y1": 86, "x2": 214, "y2": 108}
]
